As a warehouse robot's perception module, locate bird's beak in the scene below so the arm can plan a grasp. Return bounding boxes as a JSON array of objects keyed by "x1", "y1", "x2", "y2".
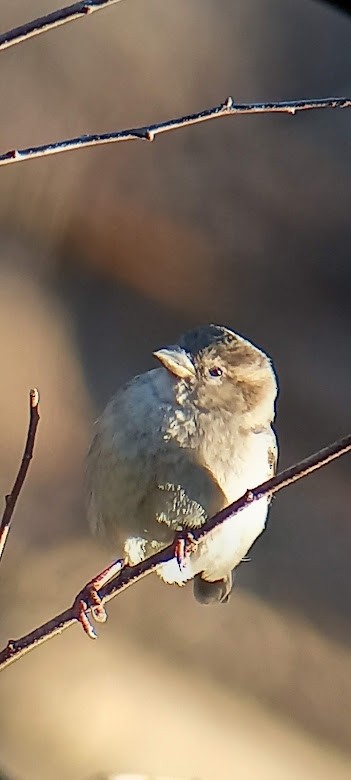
[{"x1": 153, "y1": 347, "x2": 195, "y2": 379}]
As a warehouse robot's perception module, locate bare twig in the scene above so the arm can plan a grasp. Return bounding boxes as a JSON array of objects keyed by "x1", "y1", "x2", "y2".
[
  {"x1": 0, "y1": 96, "x2": 350, "y2": 168},
  {"x1": 0, "y1": 1, "x2": 349, "y2": 54},
  {"x1": 0, "y1": 389, "x2": 40, "y2": 565},
  {"x1": 0, "y1": 1, "x2": 125, "y2": 53},
  {"x1": 0, "y1": 431, "x2": 350, "y2": 672}
]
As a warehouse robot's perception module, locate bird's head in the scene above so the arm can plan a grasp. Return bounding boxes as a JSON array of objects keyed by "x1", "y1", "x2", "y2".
[{"x1": 153, "y1": 324, "x2": 278, "y2": 422}]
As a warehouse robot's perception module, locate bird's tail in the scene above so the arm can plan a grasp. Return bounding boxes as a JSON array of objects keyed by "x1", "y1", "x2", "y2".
[{"x1": 193, "y1": 572, "x2": 234, "y2": 605}]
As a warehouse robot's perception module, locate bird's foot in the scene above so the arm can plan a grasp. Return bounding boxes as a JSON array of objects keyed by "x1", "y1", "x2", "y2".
[
  {"x1": 74, "y1": 558, "x2": 125, "y2": 639},
  {"x1": 174, "y1": 530, "x2": 197, "y2": 570}
]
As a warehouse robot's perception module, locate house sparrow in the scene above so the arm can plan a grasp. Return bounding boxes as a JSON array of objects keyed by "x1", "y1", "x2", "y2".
[{"x1": 85, "y1": 324, "x2": 278, "y2": 604}]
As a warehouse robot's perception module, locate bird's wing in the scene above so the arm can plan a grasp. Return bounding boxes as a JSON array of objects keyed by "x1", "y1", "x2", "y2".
[
  {"x1": 85, "y1": 372, "x2": 164, "y2": 552},
  {"x1": 139, "y1": 444, "x2": 227, "y2": 545},
  {"x1": 85, "y1": 421, "x2": 154, "y2": 552}
]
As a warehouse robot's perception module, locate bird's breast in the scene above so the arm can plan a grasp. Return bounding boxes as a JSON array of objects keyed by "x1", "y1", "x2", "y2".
[
  {"x1": 199, "y1": 420, "x2": 273, "y2": 503},
  {"x1": 157, "y1": 425, "x2": 275, "y2": 585}
]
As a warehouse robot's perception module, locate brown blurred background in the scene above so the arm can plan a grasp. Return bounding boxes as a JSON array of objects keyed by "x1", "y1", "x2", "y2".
[{"x1": 0, "y1": 1, "x2": 350, "y2": 778}]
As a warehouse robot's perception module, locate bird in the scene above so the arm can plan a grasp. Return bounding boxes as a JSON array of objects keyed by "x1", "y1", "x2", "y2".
[{"x1": 85, "y1": 324, "x2": 278, "y2": 605}]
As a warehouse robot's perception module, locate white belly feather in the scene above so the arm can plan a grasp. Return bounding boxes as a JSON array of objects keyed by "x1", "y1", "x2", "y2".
[{"x1": 157, "y1": 428, "x2": 274, "y2": 585}]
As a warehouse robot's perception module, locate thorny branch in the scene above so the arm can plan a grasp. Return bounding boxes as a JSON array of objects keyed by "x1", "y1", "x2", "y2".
[
  {"x1": 0, "y1": 1, "x2": 125, "y2": 52},
  {"x1": 0, "y1": 389, "x2": 40, "y2": 565},
  {"x1": 0, "y1": 97, "x2": 350, "y2": 168},
  {"x1": 0, "y1": 427, "x2": 350, "y2": 672}
]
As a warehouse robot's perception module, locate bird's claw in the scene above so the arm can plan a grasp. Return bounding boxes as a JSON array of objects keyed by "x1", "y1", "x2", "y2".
[
  {"x1": 74, "y1": 558, "x2": 125, "y2": 638},
  {"x1": 174, "y1": 531, "x2": 197, "y2": 570},
  {"x1": 73, "y1": 583, "x2": 108, "y2": 639},
  {"x1": 88, "y1": 584, "x2": 108, "y2": 623},
  {"x1": 74, "y1": 594, "x2": 98, "y2": 640}
]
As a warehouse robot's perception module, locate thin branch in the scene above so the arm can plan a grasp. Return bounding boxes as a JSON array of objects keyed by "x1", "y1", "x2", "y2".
[
  {"x1": 0, "y1": 1, "x2": 349, "y2": 55},
  {"x1": 0, "y1": 96, "x2": 350, "y2": 168},
  {"x1": 0, "y1": 389, "x2": 40, "y2": 565},
  {"x1": 0, "y1": 1, "x2": 125, "y2": 53},
  {"x1": 0, "y1": 431, "x2": 350, "y2": 672}
]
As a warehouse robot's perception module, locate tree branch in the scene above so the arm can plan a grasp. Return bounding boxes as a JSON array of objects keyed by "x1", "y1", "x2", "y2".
[
  {"x1": 0, "y1": 389, "x2": 40, "y2": 565},
  {"x1": 0, "y1": 0, "x2": 349, "y2": 55},
  {"x1": 0, "y1": 96, "x2": 350, "y2": 168},
  {"x1": 0, "y1": 1, "x2": 349, "y2": 57},
  {"x1": 0, "y1": 430, "x2": 350, "y2": 672},
  {"x1": 0, "y1": 1, "x2": 125, "y2": 53}
]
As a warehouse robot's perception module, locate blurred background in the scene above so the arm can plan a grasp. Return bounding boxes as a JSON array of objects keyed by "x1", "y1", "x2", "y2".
[{"x1": 0, "y1": 0, "x2": 350, "y2": 778}]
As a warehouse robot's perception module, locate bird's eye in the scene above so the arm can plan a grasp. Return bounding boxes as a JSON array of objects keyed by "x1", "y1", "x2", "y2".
[{"x1": 208, "y1": 366, "x2": 223, "y2": 378}]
